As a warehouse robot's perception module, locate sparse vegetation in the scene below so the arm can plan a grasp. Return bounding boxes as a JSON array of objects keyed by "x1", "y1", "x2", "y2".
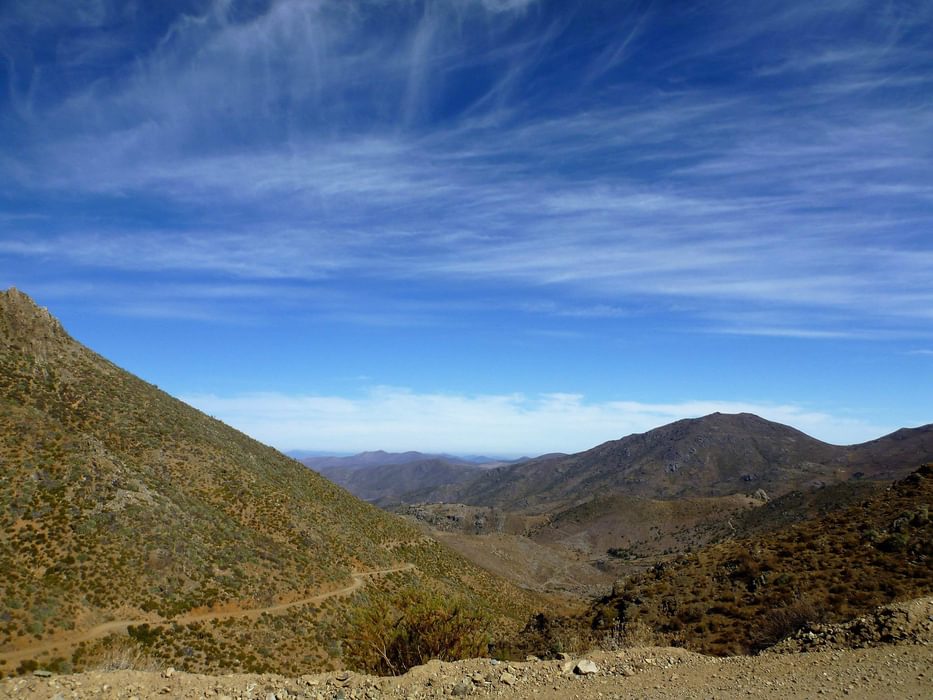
[
  {"x1": 586, "y1": 464, "x2": 933, "y2": 655},
  {"x1": 0, "y1": 290, "x2": 535, "y2": 677}
]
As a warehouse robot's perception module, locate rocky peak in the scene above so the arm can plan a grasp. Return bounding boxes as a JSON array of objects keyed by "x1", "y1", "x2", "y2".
[{"x1": 0, "y1": 287, "x2": 72, "y2": 360}]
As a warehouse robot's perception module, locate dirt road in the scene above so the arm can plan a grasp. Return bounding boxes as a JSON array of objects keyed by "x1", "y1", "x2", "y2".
[{"x1": 0, "y1": 564, "x2": 415, "y2": 667}]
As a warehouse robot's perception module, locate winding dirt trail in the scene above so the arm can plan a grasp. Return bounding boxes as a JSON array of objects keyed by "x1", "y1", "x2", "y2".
[{"x1": 0, "y1": 563, "x2": 415, "y2": 667}]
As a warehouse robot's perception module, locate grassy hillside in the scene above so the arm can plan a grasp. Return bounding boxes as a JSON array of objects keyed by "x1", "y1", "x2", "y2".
[{"x1": 0, "y1": 289, "x2": 536, "y2": 677}]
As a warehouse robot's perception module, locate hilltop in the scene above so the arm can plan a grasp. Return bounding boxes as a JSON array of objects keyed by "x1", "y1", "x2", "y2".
[
  {"x1": 418, "y1": 412, "x2": 933, "y2": 510},
  {"x1": 0, "y1": 289, "x2": 537, "y2": 677}
]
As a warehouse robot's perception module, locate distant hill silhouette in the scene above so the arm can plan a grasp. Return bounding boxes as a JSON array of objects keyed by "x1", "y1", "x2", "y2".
[
  {"x1": 416, "y1": 412, "x2": 933, "y2": 510},
  {"x1": 300, "y1": 451, "x2": 523, "y2": 505}
]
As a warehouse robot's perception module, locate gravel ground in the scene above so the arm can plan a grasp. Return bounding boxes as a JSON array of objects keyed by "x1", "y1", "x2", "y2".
[{"x1": 2, "y1": 643, "x2": 931, "y2": 700}]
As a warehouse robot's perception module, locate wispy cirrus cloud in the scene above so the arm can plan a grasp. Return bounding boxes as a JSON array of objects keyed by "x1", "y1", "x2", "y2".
[{"x1": 2, "y1": 0, "x2": 932, "y2": 342}]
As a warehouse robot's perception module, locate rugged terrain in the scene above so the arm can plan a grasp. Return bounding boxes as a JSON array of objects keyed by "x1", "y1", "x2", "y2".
[
  {"x1": 584, "y1": 464, "x2": 933, "y2": 655},
  {"x1": 3, "y1": 597, "x2": 932, "y2": 699},
  {"x1": 390, "y1": 413, "x2": 932, "y2": 597},
  {"x1": 0, "y1": 289, "x2": 537, "y2": 678},
  {"x1": 300, "y1": 451, "x2": 521, "y2": 508},
  {"x1": 3, "y1": 287, "x2": 932, "y2": 697},
  {"x1": 315, "y1": 458, "x2": 484, "y2": 507}
]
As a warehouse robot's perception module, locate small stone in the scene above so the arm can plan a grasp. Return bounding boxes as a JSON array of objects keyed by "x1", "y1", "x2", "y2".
[
  {"x1": 499, "y1": 671, "x2": 517, "y2": 686},
  {"x1": 162, "y1": 667, "x2": 175, "y2": 678},
  {"x1": 574, "y1": 659, "x2": 599, "y2": 675}
]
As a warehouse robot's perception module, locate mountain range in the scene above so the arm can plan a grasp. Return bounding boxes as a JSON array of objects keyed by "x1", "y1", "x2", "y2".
[
  {"x1": 415, "y1": 411, "x2": 933, "y2": 509},
  {"x1": 385, "y1": 413, "x2": 933, "y2": 597},
  {"x1": 298, "y1": 451, "x2": 524, "y2": 507}
]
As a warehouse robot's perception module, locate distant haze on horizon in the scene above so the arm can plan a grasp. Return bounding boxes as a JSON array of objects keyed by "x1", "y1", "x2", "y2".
[
  {"x1": 181, "y1": 393, "x2": 916, "y2": 457},
  {"x1": 2, "y1": 1, "x2": 931, "y2": 455}
]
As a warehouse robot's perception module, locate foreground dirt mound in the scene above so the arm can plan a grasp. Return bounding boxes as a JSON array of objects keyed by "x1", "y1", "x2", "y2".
[{"x1": 3, "y1": 642, "x2": 931, "y2": 699}]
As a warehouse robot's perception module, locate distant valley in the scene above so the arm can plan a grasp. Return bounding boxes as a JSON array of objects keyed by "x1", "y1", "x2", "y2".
[
  {"x1": 305, "y1": 412, "x2": 933, "y2": 597},
  {"x1": 297, "y1": 451, "x2": 515, "y2": 507}
]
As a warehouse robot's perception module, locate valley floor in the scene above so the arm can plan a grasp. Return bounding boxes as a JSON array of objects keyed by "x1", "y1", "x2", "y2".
[{"x1": 2, "y1": 643, "x2": 931, "y2": 699}]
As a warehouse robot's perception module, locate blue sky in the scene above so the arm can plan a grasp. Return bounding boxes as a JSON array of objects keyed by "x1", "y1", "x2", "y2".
[{"x1": 2, "y1": 0, "x2": 932, "y2": 455}]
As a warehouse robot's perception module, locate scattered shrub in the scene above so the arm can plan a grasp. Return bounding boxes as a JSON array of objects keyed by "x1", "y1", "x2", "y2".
[
  {"x1": 344, "y1": 587, "x2": 492, "y2": 675},
  {"x1": 750, "y1": 599, "x2": 824, "y2": 652}
]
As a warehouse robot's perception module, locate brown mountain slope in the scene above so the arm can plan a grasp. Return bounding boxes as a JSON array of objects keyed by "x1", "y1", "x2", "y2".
[
  {"x1": 586, "y1": 463, "x2": 933, "y2": 656},
  {"x1": 0, "y1": 289, "x2": 537, "y2": 677},
  {"x1": 419, "y1": 412, "x2": 932, "y2": 510}
]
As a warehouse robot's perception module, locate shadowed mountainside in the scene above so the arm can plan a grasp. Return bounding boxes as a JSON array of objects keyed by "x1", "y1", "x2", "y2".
[
  {"x1": 394, "y1": 414, "x2": 931, "y2": 598},
  {"x1": 318, "y1": 458, "x2": 484, "y2": 506},
  {"x1": 301, "y1": 451, "x2": 526, "y2": 506}
]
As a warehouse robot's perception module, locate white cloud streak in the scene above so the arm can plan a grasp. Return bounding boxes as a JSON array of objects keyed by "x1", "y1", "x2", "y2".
[{"x1": 182, "y1": 387, "x2": 893, "y2": 455}]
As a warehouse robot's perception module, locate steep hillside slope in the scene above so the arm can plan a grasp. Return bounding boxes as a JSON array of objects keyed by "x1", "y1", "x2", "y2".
[{"x1": 0, "y1": 289, "x2": 536, "y2": 677}]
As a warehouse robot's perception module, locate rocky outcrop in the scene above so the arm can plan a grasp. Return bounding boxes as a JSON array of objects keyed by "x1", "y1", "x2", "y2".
[{"x1": 769, "y1": 597, "x2": 933, "y2": 653}]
